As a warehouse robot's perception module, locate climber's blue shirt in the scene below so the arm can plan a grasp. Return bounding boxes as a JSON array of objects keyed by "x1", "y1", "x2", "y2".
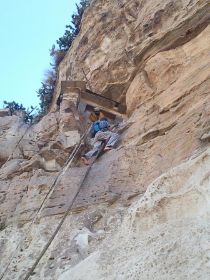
[{"x1": 90, "y1": 119, "x2": 109, "y2": 138}]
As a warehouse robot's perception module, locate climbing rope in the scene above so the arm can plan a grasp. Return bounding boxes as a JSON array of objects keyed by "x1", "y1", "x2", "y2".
[
  {"x1": 32, "y1": 125, "x2": 91, "y2": 216},
  {"x1": 0, "y1": 125, "x2": 91, "y2": 280},
  {"x1": 22, "y1": 144, "x2": 103, "y2": 280}
]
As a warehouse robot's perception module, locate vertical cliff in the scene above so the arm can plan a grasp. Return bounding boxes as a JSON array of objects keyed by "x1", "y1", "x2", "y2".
[{"x1": 0, "y1": 0, "x2": 210, "y2": 279}]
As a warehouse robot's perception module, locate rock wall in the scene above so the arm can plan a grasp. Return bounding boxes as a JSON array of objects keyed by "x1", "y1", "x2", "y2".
[
  {"x1": 0, "y1": 0, "x2": 210, "y2": 279},
  {"x1": 59, "y1": 147, "x2": 210, "y2": 280},
  {"x1": 51, "y1": 0, "x2": 210, "y2": 110}
]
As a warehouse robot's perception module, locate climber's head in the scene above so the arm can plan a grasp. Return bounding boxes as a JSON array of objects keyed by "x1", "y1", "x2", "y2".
[{"x1": 93, "y1": 107, "x2": 101, "y2": 116}]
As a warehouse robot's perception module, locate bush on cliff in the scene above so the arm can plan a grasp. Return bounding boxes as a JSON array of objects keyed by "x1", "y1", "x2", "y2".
[
  {"x1": 36, "y1": 0, "x2": 90, "y2": 116},
  {"x1": 37, "y1": 83, "x2": 54, "y2": 114},
  {"x1": 56, "y1": 0, "x2": 90, "y2": 51},
  {"x1": 3, "y1": 101, "x2": 36, "y2": 123}
]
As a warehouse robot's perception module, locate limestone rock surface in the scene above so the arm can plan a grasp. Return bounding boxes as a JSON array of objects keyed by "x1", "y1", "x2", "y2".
[
  {"x1": 51, "y1": 0, "x2": 210, "y2": 110},
  {"x1": 59, "y1": 147, "x2": 210, "y2": 280},
  {"x1": 0, "y1": 0, "x2": 210, "y2": 279}
]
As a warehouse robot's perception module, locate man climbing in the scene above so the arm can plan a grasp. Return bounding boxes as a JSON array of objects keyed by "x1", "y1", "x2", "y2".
[
  {"x1": 81, "y1": 109, "x2": 119, "y2": 165},
  {"x1": 89, "y1": 107, "x2": 105, "y2": 122}
]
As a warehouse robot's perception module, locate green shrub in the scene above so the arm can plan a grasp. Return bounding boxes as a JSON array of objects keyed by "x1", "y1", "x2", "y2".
[
  {"x1": 3, "y1": 101, "x2": 36, "y2": 123},
  {"x1": 49, "y1": 45, "x2": 67, "y2": 69},
  {"x1": 56, "y1": 0, "x2": 90, "y2": 51},
  {"x1": 36, "y1": 0, "x2": 90, "y2": 115},
  {"x1": 36, "y1": 83, "x2": 54, "y2": 114}
]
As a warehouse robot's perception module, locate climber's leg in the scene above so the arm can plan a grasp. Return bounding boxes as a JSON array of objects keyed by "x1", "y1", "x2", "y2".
[
  {"x1": 104, "y1": 132, "x2": 119, "y2": 151},
  {"x1": 82, "y1": 141, "x2": 103, "y2": 165}
]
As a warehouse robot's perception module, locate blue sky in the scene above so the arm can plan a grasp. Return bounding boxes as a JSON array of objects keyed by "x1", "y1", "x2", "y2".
[{"x1": 0, "y1": 0, "x2": 78, "y2": 109}]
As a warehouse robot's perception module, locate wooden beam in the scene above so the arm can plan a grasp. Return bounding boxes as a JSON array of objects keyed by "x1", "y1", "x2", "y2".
[{"x1": 60, "y1": 80, "x2": 127, "y2": 116}]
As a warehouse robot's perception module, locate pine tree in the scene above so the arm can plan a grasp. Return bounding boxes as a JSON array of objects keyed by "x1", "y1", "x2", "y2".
[{"x1": 56, "y1": 0, "x2": 90, "y2": 51}]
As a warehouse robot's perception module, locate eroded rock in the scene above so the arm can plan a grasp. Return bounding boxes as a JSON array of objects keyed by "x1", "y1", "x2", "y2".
[{"x1": 0, "y1": 0, "x2": 210, "y2": 279}]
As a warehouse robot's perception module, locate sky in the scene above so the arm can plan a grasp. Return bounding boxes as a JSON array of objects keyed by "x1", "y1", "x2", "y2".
[{"x1": 0, "y1": 0, "x2": 78, "y2": 109}]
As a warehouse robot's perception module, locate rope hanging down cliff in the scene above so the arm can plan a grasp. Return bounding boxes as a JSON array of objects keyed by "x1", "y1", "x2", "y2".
[
  {"x1": 0, "y1": 126, "x2": 91, "y2": 280},
  {"x1": 22, "y1": 141, "x2": 105, "y2": 280}
]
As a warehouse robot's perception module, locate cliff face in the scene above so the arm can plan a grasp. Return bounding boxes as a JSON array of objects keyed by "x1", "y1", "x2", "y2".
[
  {"x1": 51, "y1": 0, "x2": 210, "y2": 109},
  {"x1": 0, "y1": 0, "x2": 210, "y2": 279}
]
